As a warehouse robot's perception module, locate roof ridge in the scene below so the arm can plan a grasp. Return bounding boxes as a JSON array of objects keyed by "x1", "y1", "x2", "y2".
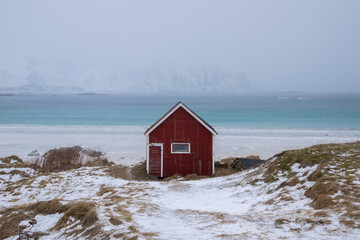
[{"x1": 144, "y1": 102, "x2": 217, "y2": 136}]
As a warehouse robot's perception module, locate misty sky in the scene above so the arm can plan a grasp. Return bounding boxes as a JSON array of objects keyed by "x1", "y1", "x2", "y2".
[{"x1": 0, "y1": 0, "x2": 359, "y2": 93}]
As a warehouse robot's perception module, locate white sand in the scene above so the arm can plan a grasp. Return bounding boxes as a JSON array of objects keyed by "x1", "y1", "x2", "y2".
[{"x1": 0, "y1": 125, "x2": 359, "y2": 165}]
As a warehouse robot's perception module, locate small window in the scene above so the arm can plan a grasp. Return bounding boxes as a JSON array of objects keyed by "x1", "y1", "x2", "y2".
[{"x1": 171, "y1": 143, "x2": 190, "y2": 154}]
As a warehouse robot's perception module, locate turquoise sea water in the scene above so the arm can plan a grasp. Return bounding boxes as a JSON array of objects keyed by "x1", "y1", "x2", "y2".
[{"x1": 0, "y1": 94, "x2": 359, "y2": 129}]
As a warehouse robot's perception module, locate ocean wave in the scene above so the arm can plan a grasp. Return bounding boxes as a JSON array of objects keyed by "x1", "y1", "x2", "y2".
[{"x1": 0, "y1": 124, "x2": 147, "y2": 134}]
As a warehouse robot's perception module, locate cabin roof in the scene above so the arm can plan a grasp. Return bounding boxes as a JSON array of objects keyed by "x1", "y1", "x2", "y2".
[{"x1": 144, "y1": 102, "x2": 218, "y2": 136}]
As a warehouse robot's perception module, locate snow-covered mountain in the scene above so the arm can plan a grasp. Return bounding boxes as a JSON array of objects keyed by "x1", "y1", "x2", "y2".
[
  {"x1": 0, "y1": 66, "x2": 254, "y2": 95},
  {"x1": 80, "y1": 67, "x2": 253, "y2": 94},
  {"x1": 0, "y1": 70, "x2": 83, "y2": 94}
]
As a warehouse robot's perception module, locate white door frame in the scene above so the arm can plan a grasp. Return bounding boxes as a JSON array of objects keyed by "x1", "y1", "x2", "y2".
[{"x1": 147, "y1": 143, "x2": 163, "y2": 177}]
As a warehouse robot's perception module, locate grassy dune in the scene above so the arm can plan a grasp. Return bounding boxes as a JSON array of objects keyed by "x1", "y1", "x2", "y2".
[{"x1": 0, "y1": 142, "x2": 359, "y2": 239}]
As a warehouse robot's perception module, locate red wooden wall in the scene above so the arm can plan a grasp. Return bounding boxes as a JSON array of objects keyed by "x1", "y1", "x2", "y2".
[{"x1": 149, "y1": 107, "x2": 213, "y2": 177}]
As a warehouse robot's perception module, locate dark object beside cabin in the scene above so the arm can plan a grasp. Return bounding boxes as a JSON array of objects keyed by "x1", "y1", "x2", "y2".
[{"x1": 231, "y1": 158, "x2": 265, "y2": 169}]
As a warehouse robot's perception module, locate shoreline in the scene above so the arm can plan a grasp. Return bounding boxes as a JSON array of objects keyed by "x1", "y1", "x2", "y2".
[
  {"x1": 0, "y1": 124, "x2": 359, "y2": 165},
  {"x1": 2, "y1": 123, "x2": 360, "y2": 129}
]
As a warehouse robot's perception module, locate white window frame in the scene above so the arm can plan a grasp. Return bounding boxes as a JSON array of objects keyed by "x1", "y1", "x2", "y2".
[{"x1": 171, "y1": 142, "x2": 190, "y2": 154}]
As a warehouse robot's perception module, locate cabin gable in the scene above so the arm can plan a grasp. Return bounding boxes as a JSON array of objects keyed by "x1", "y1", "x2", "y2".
[{"x1": 146, "y1": 102, "x2": 216, "y2": 177}]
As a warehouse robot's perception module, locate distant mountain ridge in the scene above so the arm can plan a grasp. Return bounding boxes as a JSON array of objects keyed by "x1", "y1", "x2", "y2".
[
  {"x1": 0, "y1": 67, "x2": 254, "y2": 95},
  {"x1": 0, "y1": 70, "x2": 84, "y2": 94}
]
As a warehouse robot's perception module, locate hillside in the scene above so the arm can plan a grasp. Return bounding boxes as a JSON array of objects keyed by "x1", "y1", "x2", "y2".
[{"x1": 0, "y1": 142, "x2": 359, "y2": 239}]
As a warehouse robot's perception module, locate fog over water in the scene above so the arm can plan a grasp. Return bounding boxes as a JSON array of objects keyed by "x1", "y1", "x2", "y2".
[{"x1": 0, "y1": 0, "x2": 359, "y2": 93}]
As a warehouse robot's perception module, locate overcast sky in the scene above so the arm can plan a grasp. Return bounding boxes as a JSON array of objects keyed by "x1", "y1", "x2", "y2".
[{"x1": 0, "y1": 0, "x2": 359, "y2": 93}]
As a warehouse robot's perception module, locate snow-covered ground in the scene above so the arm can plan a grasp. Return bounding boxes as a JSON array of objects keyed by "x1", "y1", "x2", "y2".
[
  {"x1": 0, "y1": 125, "x2": 359, "y2": 165},
  {"x1": 1, "y1": 153, "x2": 359, "y2": 239}
]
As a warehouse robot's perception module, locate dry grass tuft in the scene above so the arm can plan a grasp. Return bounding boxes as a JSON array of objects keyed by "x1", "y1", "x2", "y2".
[
  {"x1": 287, "y1": 176, "x2": 300, "y2": 186},
  {"x1": 264, "y1": 198, "x2": 275, "y2": 205},
  {"x1": 105, "y1": 164, "x2": 130, "y2": 179},
  {"x1": 0, "y1": 211, "x2": 29, "y2": 239},
  {"x1": 38, "y1": 146, "x2": 83, "y2": 172},
  {"x1": 113, "y1": 232, "x2": 126, "y2": 238},
  {"x1": 53, "y1": 201, "x2": 98, "y2": 230},
  {"x1": 141, "y1": 231, "x2": 160, "y2": 238},
  {"x1": 115, "y1": 205, "x2": 133, "y2": 222},
  {"x1": 38, "y1": 179, "x2": 47, "y2": 188},
  {"x1": 0, "y1": 155, "x2": 39, "y2": 171},
  {"x1": 104, "y1": 162, "x2": 158, "y2": 181},
  {"x1": 0, "y1": 199, "x2": 118, "y2": 238},
  {"x1": 104, "y1": 159, "x2": 246, "y2": 181},
  {"x1": 128, "y1": 225, "x2": 138, "y2": 233},
  {"x1": 0, "y1": 199, "x2": 69, "y2": 239},
  {"x1": 275, "y1": 217, "x2": 331, "y2": 230},
  {"x1": 24, "y1": 199, "x2": 69, "y2": 215},
  {"x1": 37, "y1": 146, "x2": 103, "y2": 172},
  {"x1": 312, "y1": 194, "x2": 335, "y2": 209},
  {"x1": 0, "y1": 155, "x2": 23, "y2": 164},
  {"x1": 81, "y1": 210, "x2": 98, "y2": 228},
  {"x1": 130, "y1": 161, "x2": 158, "y2": 181},
  {"x1": 304, "y1": 182, "x2": 339, "y2": 200},
  {"x1": 343, "y1": 205, "x2": 360, "y2": 218},
  {"x1": 264, "y1": 174, "x2": 279, "y2": 183},
  {"x1": 109, "y1": 217, "x2": 123, "y2": 225},
  {"x1": 85, "y1": 157, "x2": 112, "y2": 167},
  {"x1": 341, "y1": 204, "x2": 360, "y2": 228},
  {"x1": 164, "y1": 173, "x2": 183, "y2": 181},
  {"x1": 0, "y1": 169, "x2": 30, "y2": 178},
  {"x1": 278, "y1": 176, "x2": 299, "y2": 189},
  {"x1": 313, "y1": 211, "x2": 330, "y2": 218},
  {"x1": 98, "y1": 185, "x2": 116, "y2": 197},
  {"x1": 274, "y1": 218, "x2": 291, "y2": 226},
  {"x1": 212, "y1": 166, "x2": 239, "y2": 177},
  {"x1": 304, "y1": 180, "x2": 340, "y2": 210},
  {"x1": 307, "y1": 163, "x2": 327, "y2": 181},
  {"x1": 280, "y1": 196, "x2": 294, "y2": 201},
  {"x1": 340, "y1": 219, "x2": 356, "y2": 228},
  {"x1": 81, "y1": 224, "x2": 108, "y2": 239},
  {"x1": 184, "y1": 173, "x2": 207, "y2": 180}
]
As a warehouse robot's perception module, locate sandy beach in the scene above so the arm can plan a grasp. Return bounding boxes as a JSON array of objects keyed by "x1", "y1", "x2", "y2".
[{"x1": 1, "y1": 125, "x2": 359, "y2": 164}]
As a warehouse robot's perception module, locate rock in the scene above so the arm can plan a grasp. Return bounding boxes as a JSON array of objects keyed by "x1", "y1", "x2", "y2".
[{"x1": 28, "y1": 150, "x2": 40, "y2": 157}]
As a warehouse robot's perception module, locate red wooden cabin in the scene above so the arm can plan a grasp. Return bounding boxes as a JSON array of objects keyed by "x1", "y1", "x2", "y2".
[{"x1": 144, "y1": 102, "x2": 218, "y2": 178}]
